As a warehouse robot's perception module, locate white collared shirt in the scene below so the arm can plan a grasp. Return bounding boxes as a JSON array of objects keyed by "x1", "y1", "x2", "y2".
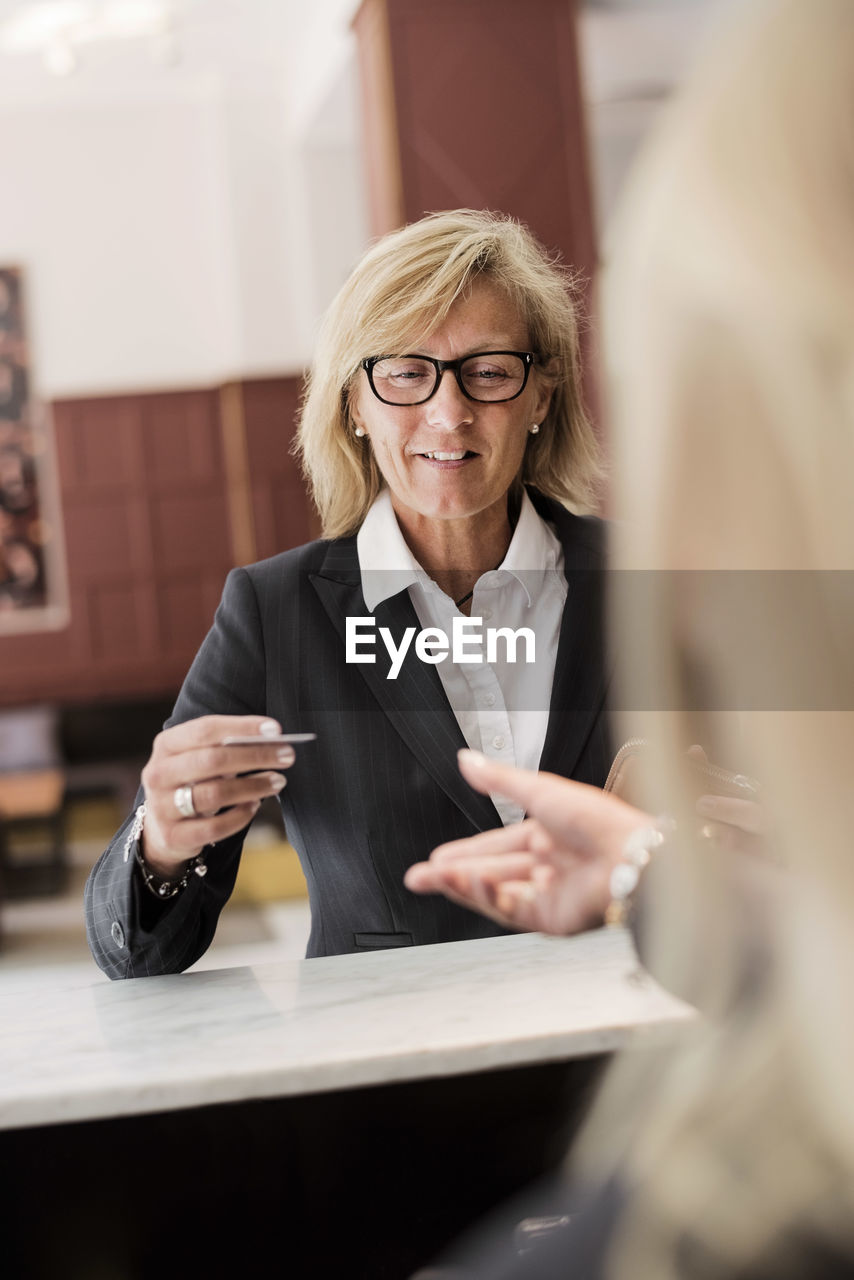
[{"x1": 356, "y1": 488, "x2": 567, "y2": 825}]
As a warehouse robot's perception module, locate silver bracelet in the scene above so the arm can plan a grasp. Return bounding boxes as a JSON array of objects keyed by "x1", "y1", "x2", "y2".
[
  {"x1": 123, "y1": 803, "x2": 209, "y2": 900},
  {"x1": 605, "y1": 815, "x2": 675, "y2": 927}
]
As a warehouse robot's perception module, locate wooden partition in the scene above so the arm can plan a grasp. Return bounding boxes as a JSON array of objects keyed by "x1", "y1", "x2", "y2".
[
  {"x1": 0, "y1": 377, "x2": 312, "y2": 708},
  {"x1": 352, "y1": 0, "x2": 602, "y2": 431},
  {"x1": 353, "y1": 0, "x2": 596, "y2": 275}
]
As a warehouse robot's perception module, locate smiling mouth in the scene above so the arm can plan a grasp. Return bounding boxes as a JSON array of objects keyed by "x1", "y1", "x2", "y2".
[{"x1": 418, "y1": 450, "x2": 476, "y2": 461}]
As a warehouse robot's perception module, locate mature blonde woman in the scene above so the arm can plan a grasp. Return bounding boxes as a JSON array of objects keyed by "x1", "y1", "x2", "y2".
[
  {"x1": 85, "y1": 209, "x2": 612, "y2": 976},
  {"x1": 408, "y1": 0, "x2": 854, "y2": 1275}
]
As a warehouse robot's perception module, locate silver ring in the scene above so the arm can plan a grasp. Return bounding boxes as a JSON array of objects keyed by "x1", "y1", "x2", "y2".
[{"x1": 173, "y1": 784, "x2": 197, "y2": 820}]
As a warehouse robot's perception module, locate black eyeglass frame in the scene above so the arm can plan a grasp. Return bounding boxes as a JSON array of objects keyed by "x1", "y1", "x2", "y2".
[{"x1": 360, "y1": 350, "x2": 537, "y2": 406}]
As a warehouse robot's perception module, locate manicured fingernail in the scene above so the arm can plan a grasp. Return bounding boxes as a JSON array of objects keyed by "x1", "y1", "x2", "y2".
[
  {"x1": 696, "y1": 797, "x2": 715, "y2": 814},
  {"x1": 268, "y1": 773, "x2": 286, "y2": 791},
  {"x1": 458, "y1": 748, "x2": 487, "y2": 768},
  {"x1": 260, "y1": 720, "x2": 281, "y2": 736},
  {"x1": 277, "y1": 747, "x2": 295, "y2": 765}
]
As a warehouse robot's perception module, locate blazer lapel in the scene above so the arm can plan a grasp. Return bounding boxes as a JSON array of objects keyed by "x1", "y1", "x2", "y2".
[
  {"x1": 538, "y1": 566, "x2": 610, "y2": 778},
  {"x1": 310, "y1": 542, "x2": 501, "y2": 832},
  {"x1": 533, "y1": 493, "x2": 612, "y2": 781}
]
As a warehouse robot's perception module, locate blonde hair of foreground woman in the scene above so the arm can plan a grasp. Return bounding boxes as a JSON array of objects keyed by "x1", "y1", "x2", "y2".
[
  {"x1": 572, "y1": 0, "x2": 854, "y2": 1275},
  {"x1": 295, "y1": 208, "x2": 603, "y2": 537}
]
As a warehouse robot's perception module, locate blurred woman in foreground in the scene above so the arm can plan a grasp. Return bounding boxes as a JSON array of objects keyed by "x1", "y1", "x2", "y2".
[{"x1": 408, "y1": 0, "x2": 854, "y2": 1273}]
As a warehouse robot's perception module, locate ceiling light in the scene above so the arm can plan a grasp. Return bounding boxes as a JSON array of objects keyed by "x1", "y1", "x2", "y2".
[
  {"x1": 1, "y1": 4, "x2": 93, "y2": 53},
  {"x1": 43, "y1": 40, "x2": 77, "y2": 75},
  {"x1": 0, "y1": 1, "x2": 174, "y2": 56}
]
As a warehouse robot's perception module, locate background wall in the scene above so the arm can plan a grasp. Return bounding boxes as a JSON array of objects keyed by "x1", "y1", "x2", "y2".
[
  {"x1": 2, "y1": 91, "x2": 239, "y2": 393},
  {"x1": 0, "y1": 0, "x2": 721, "y2": 711},
  {"x1": 0, "y1": 0, "x2": 719, "y2": 397},
  {"x1": 0, "y1": 92, "x2": 366, "y2": 397}
]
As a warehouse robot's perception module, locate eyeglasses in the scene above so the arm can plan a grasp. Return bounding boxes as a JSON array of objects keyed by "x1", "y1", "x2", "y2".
[{"x1": 361, "y1": 350, "x2": 536, "y2": 406}]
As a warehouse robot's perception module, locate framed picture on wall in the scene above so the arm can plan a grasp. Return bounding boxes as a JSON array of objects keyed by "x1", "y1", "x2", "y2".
[{"x1": 0, "y1": 266, "x2": 68, "y2": 633}]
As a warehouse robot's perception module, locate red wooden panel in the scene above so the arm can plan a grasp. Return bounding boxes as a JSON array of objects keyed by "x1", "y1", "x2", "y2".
[
  {"x1": 268, "y1": 483, "x2": 323, "y2": 555},
  {"x1": 53, "y1": 398, "x2": 144, "y2": 489},
  {"x1": 62, "y1": 495, "x2": 142, "y2": 579},
  {"x1": 0, "y1": 609, "x2": 76, "y2": 676},
  {"x1": 241, "y1": 378, "x2": 302, "y2": 470},
  {"x1": 384, "y1": 0, "x2": 596, "y2": 274},
  {"x1": 1, "y1": 388, "x2": 234, "y2": 707},
  {"x1": 241, "y1": 377, "x2": 318, "y2": 560},
  {"x1": 354, "y1": 0, "x2": 602, "y2": 441},
  {"x1": 142, "y1": 392, "x2": 224, "y2": 488},
  {"x1": 159, "y1": 574, "x2": 222, "y2": 655},
  {"x1": 88, "y1": 582, "x2": 150, "y2": 661},
  {"x1": 0, "y1": 379, "x2": 315, "y2": 707},
  {"x1": 151, "y1": 492, "x2": 231, "y2": 574}
]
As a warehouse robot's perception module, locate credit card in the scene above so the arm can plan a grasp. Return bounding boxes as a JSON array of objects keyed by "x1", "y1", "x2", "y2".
[{"x1": 222, "y1": 733, "x2": 317, "y2": 745}]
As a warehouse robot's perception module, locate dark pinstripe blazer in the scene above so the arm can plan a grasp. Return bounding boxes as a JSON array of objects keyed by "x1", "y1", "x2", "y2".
[{"x1": 85, "y1": 491, "x2": 612, "y2": 978}]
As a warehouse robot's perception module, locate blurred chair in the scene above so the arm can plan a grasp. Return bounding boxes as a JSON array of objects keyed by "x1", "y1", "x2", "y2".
[{"x1": 0, "y1": 705, "x2": 67, "y2": 904}]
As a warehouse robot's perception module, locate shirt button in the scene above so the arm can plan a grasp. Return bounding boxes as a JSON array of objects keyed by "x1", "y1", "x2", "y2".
[
  {"x1": 483, "y1": 692, "x2": 496, "y2": 708},
  {"x1": 492, "y1": 735, "x2": 506, "y2": 750},
  {"x1": 110, "y1": 921, "x2": 126, "y2": 949}
]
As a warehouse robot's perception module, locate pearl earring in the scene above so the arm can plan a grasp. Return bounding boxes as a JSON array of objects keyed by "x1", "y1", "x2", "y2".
[
  {"x1": 529, "y1": 423, "x2": 540, "y2": 435},
  {"x1": 354, "y1": 426, "x2": 366, "y2": 438}
]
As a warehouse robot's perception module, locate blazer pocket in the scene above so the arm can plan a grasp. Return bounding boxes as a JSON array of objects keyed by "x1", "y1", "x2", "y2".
[{"x1": 353, "y1": 931, "x2": 414, "y2": 951}]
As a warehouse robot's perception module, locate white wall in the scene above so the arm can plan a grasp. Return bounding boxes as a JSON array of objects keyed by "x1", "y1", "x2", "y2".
[
  {"x1": 214, "y1": 84, "x2": 303, "y2": 378},
  {"x1": 0, "y1": 88, "x2": 241, "y2": 395},
  {"x1": 0, "y1": 0, "x2": 369, "y2": 398},
  {"x1": 578, "y1": 0, "x2": 725, "y2": 236}
]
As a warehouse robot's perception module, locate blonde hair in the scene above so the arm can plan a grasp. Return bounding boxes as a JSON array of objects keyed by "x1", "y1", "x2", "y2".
[
  {"x1": 295, "y1": 209, "x2": 603, "y2": 537},
  {"x1": 570, "y1": 0, "x2": 854, "y2": 1274}
]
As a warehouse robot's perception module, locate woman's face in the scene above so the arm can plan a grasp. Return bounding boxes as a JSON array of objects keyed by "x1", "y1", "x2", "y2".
[{"x1": 351, "y1": 279, "x2": 553, "y2": 530}]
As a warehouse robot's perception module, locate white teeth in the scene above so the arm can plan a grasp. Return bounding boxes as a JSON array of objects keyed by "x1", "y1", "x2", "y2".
[{"x1": 423, "y1": 450, "x2": 466, "y2": 461}]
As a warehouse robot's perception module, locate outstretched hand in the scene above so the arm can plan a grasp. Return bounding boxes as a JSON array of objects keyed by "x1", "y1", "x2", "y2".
[{"x1": 404, "y1": 750, "x2": 652, "y2": 935}]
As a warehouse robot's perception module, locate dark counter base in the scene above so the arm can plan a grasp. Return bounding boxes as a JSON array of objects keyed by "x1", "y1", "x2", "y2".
[{"x1": 3, "y1": 1054, "x2": 608, "y2": 1280}]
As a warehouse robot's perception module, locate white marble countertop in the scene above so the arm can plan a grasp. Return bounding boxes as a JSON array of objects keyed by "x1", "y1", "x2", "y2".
[{"x1": 1, "y1": 928, "x2": 693, "y2": 1131}]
